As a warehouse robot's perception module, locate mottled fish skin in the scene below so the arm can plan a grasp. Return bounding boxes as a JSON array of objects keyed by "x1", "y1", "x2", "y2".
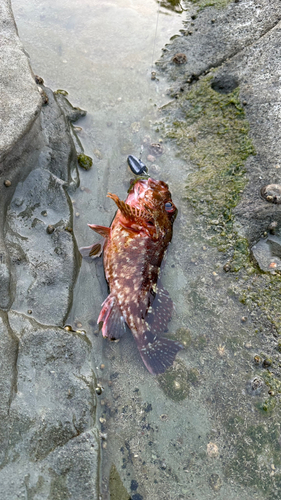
[{"x1": 85, "y1": 178, "x2": 183, "y2": 375}]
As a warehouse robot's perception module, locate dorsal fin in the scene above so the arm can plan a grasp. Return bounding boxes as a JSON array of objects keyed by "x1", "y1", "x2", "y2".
[{"x1": 107, "y1": 192, "x2": 153, "y2": 222}]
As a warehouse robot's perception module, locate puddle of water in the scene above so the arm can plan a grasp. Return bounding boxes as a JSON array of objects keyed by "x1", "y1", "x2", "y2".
[{"x1": 11, "y1": 1, "x2": 275, "y2": 499}]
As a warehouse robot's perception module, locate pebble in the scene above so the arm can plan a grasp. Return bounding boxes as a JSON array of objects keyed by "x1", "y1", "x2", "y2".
[
  {"x1": 95, "y1": 387, "x2": 103, "y2": 395},
  {"x1": 148, "y1": 143, "x2": 164, "y2": 157},
  {"x1": 75, "y1": 212, "x2": 80, "y2": 218},
  {"x1": 99, "y1": 417, "x2": 106, "y2": 424},
  {"x1": 268, "y1": 221, "x2": 278, "y2": 234},
  {"x1": 262, "y1": 358, "x2": 272, "y2": 368},
  {"x1": 241, "y1": 316, "x2": 247, "y2": 322},
  {"x1": 250, "y1": 376, "x2": 263, "y2": 394},
  {"x1": 207, "y1": 442, "x2": 219, "y2": 458},
  {"x1": 27, "y1": 310, "x2": 32, "y2": 315},
  {"x1": 35, "y1": 75, "x2": 44, "y2": 84},
  {"x1": 100, "y1": 364, "x2": 105, "y2": 370},
  {"x1": 4, "y1": 180, "x2": 11, "y2": 187},
  {"x1": 47, "y1": 225, "x2": 54, "y2": 234},
  {"x1": 147, "y1": 154, "x2": 155, "y2": 163},
  {"x1": 254, "y1": 355, "x2": 262, "y2": 364}
]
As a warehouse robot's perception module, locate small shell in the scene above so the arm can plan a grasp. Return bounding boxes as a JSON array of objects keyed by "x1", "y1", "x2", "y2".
[
  {"x1": 172, "y1": 53, "x2": 187, "y2": 65},
  {"x1": 148, "y1": 143, "x2": 164, "y2": 157},
  {"x1": 261, "y1": 184, "x2": 281, "y2": 204}
]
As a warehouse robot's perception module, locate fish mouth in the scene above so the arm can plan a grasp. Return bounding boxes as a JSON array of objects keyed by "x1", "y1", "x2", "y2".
[{"x1": 132, "y1": 179, "x2": 149, "y2": 200}]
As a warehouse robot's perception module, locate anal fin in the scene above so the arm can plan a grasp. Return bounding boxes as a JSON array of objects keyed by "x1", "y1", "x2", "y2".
[{"x1": 98, "y1": 294, "x2": 127, "y2": 340}]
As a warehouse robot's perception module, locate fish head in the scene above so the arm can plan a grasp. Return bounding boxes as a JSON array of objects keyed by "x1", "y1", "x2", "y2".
[
  {"x1": 127, "y1": 178, "x2": 177, "y2": 221},
  {"x1": 125, "y1": 178, "x2": 177, "y2": 238}
]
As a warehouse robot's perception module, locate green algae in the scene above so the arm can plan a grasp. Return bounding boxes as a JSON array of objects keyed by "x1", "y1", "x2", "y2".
[
  {"x1": 109, "y1": 464, "x2": 130, "y2": 500},
  {"x1": 54, "y1": 89, "x2": 69, "y2": 96},
  {"x1": 173, "y1": 327, "x2": 192, "y2": 347},
  {"x1": 262, "y1": 371, "x2": 281, "y2": 394},
  {"x1": 157, "y1": 359, "x2": 190, "y2": 401},
  {"x1": 77, "y1": 153, "x2": 93, "y2": 171},
  {"x1": 162, "y1": 74, "x2": 255, "y2": 272},
  {"x1": 189, "y1": 0, "x2": 232, "y2": 9}
]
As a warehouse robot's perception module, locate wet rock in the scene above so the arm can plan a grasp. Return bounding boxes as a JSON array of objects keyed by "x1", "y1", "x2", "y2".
[
  {"x1": 0, "y1": 312, "x2": 99, "y2": 499},
  {"x1": 54, "y1": 91, "x2": 87, "y2": 123},
  {"x1": 251, "y1": 235, "x2": 281, "y2": 272},
  {"x1": 158, "y1": 0, "x2": 281, "y2": 83},
  {"x1": 268, "y1": 221, "x2": 278, "y2": 234},
  {"x1": 261, "y1": 184, "x2": 281, "y2": 204},
  {"x1": 6, "y1": 168, "x2": 77, "y2": 325}
]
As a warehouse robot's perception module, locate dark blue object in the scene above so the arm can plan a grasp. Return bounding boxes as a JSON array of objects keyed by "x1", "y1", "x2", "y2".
[{"x1": 127, "y1": 155, "x2": 148, "y2": 175}]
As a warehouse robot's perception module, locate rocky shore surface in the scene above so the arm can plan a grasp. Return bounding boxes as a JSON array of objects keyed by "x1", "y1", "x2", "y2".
[{"x1": 2, "y1": 0, "x2": 281, "y2": 499}]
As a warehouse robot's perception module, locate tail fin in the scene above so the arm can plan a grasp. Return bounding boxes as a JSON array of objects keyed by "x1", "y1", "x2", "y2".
[{"x1": 137, "y1": 334, "x2": 183, "y2": 375}]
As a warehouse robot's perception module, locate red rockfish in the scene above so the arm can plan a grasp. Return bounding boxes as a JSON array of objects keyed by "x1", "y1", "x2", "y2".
[{"x1": 80, "y1": 177, "x2": 183, "y2": 375}]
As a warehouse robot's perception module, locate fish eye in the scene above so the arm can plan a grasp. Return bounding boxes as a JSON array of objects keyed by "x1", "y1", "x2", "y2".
[{"x1": 165, "y1": 202, "x2": 174, "y2": 212}]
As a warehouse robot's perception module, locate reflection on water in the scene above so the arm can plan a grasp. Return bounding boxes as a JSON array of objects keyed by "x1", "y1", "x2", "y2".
[{"x1": 11, "y1": 1, "x2": 280, "y2": 499}]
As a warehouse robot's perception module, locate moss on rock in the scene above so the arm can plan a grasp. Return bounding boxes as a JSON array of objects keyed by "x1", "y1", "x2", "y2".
[
  {"x1": 157, "y1": 359, "x2": 190, "y2": 401},
  {"x1": 161, "y1": 74, "x2": 255, "y2": 272},
  {"x1": 189, "y1": 0, "x2": 232, "y2": 9},
  {"x1": 109, "y1": 464, "x2": 130, "y2": 500}
]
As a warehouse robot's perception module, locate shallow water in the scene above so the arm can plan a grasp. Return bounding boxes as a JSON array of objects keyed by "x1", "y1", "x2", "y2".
[{"x1": 11, "y1": 1, "x2": 280, "y2": 499}]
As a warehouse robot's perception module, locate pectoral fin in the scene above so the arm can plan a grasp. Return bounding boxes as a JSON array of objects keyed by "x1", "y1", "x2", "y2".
[
  {"x1": 88, "y1": 224, "x2": 111, "y2": 238},
  {"x1": 79, "y1": 242, "x2": 103, "y2": 259}
]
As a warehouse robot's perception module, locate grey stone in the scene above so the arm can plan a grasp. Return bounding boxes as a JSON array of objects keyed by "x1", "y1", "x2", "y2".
[
  {"x1": 0, "y1": 311, "x2": 18, "y2": 465},
  {"x1": 0, "y1": 312, "x2": 99, "y2": 499},
  {"x1": 158, "y1": 1, "x2": 281, "y2": 246},
  {"x1": 251, "y1": 235, "x2": 281, "y2": 272},
  {"x1": 158, "y1": 0, "x2": 281, "y2": 84},
  {"x1": 0, "y1": 0, "x2": 41, "y2": 163},
  {"x1": 6, "y1": 167, "x2": 77, "y2": 325}
]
